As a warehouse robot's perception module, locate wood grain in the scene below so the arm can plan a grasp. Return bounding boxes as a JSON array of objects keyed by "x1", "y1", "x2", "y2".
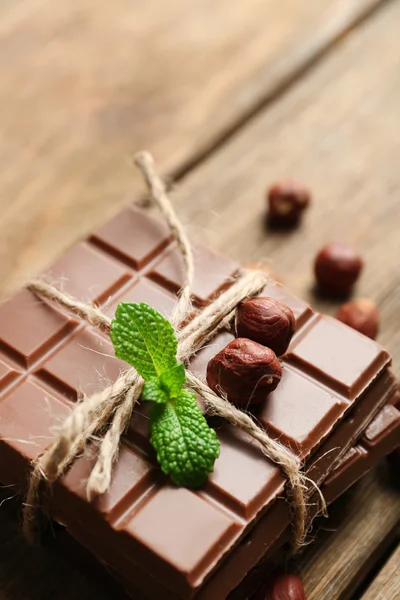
[
  {"x1": 360, "y1": 544, "x2": 400, "y2": 600},
  {"x1": 0, "y1": 0, "x2": 385, "y2": 296},
  {"x1": 296, "y1": 467, "x2": 399, "y2": 600},
  {"x1": 172, "y1": 0, "x2": 400, "y2": 369}
]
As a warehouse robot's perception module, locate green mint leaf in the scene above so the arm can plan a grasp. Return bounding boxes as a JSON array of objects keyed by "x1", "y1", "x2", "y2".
[
  {"x1": 149, "y1": 389, "x2": 220, "y2": 488},
  {"x1": 159, "y1": 363, "x2": 185, "y2": 398},
  {"x1": 142, "y1": 364, "x2": 185, "y2": 403},
  {"x1": 111, "y1": 302, "x2": 219, "y2": 489},
  {"x1": 142, "y1": 377, "x2": 169, "y2": 404},
  {"x1": 110, "y1": 302, "x2": 178, "y2": 380}
]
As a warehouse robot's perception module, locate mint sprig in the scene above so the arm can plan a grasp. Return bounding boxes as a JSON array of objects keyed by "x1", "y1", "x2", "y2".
[
  {"x1": 110, "y1": 302, "x2": 219, "y2": 488},
  {"x1": 150, "y1": 390, "x2": 219, "y2": 488},
  {"x1": 111, "y1": 302, "x2": 177, "y2": 380},
  {"x1": 142, "y1": 364, "x2": 185, "y2": 404}
]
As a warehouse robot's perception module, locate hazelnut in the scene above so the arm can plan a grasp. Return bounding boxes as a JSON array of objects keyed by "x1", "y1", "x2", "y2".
[
  {"x1": 206, "y1": 338, "x2": 282, "y2": 407},
  {"x1": 263, "y1": 572, "x2": 307, "y2": 600},
  {"x1": 314, "y1": 242, "x2": 363, "y2": 295},
  {"x1": 336, "y1": 298, "x2": 380, "y2": 339},
  {"x1": 235, "y1": 297, "x2": 295, "y2": 356},
  {"x1": 267, "y1": 180, "x2": 311, "y2": 226}
]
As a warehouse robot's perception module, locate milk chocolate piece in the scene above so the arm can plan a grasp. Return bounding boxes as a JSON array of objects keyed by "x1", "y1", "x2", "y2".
[
  {"x1": 38, "y1": 329, "x2": 125, "y2": 401},
  {"x1": 104, "y1": 278, "x2": 176, "y2": 319},
  {"x1": 0, "y1": 289, "x2": 76, "y2": 368},
  {"x1": 323, "y1": 403, "x2": 400, "y2": 503},
  {"x1": 91, "y1": 206, "x2": 172, "y2": 270},
  {"x1": 0, "y1": 207, "x2": 395, "y2": 600},
  {"x1": 223, "y1": 398, "x2": 400, "y2": 600},
  {"x1": 54, "y1": 400, "x2": 400, "y2": 600},
  {"x1": 148, "y1": 243, "x2": 240, "y2": 305},
  {"x1": 0, "y1": 355, "x2": 21, "y2": 388},
  {"x1": 49, "y1": 241, "x2": 132, "y2": 304}
]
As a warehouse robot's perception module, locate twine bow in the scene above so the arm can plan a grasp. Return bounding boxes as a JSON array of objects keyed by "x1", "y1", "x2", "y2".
[{"x1": 23, "y1": 152, "x2": 325, "y2": 552}]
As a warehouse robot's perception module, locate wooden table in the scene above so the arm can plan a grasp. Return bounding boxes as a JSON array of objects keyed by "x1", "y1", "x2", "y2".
[{"x1": 0, "y1": 1, "x2": 399, "y2": 598}]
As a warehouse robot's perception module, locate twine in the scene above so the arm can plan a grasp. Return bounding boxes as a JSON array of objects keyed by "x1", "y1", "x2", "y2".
[
  {"x1": 27, "y1": 280, "x2": 112, "y2": 334},
  {"x1": 22, "y1": 152, "x2": 322, "y2": 553}
]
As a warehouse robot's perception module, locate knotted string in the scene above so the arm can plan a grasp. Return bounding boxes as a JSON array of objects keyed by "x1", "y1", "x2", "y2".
[{"x1": 23, "y1": 152, "x2": 325, "y2": 553}]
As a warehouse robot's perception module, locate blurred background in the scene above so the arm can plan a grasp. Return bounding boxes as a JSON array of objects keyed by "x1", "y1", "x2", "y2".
[{"x1": 1, "y1": 0, "x2": 398, "y2": 310}]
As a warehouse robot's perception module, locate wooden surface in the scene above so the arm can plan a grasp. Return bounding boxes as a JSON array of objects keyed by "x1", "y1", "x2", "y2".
[
  {"x1": 297, "y1": 466, "x2": 400, "y2": 600},
  {"x1": 361, "y1": 544, "x2": 400, "y2": 600},
  {"x1": 0, "y1": 0, "x2": 385, "y2": 297},
  {"x1": 172, "y1": 0, "x2": 400, "y2": 368},
  {"x1": 0, "y1": 0, "x2": 399, "y2": 599}
]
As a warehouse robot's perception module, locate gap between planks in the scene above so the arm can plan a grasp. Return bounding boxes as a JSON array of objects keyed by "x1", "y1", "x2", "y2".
[
  {"x1": 295, "y1": 466, "x2": 399, "y2": 600},
  {"x1": 172, "y1": 0, "x2": 394, "y2": 182},
  {"x1": 359, "y1": 544, "x2": 400, "y2": 600}
]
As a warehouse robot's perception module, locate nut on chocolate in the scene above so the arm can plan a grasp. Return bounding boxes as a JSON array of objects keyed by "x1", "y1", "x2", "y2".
[
  {"x1": 206, "y1": 337, "x2": 282, "y2": 407},
  {"x1": 235, "y1": 297, "x2": 295, "y2": 356}
]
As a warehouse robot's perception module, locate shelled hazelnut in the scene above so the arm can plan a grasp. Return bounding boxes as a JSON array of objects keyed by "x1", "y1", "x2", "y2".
[
  {"x1": 206, "y1": 338, "x2": 282, "y2": 407},
  {"x1": 259, "y1": 572, "x2": 307, "y2": 600},
  {"x1": 267, "y1": 180, "x2": 311, "y2": 226},
  {"x1": 235, "y1": 297, "x2": 295, "y2": 356},
  {"x1": 314, "y1": 242, "x2": 363, "y2": 296},
  {"x1": 336, "y1": 298, "x2": 380, "y2": 339}
]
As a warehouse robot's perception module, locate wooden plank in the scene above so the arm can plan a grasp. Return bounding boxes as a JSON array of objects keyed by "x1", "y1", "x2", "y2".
[
  {"x1": 172, "y1": 0, "x2": 400, "y2": 368},
  {"x1": 360, "y1": 545, "x2": 400, "y2": 600},
  {"x1": 296, "y1": 467, "x2": 399, "y2": 600},
  {"x1": 0, "y1": 0, "x2": 385, "y2": 296}
]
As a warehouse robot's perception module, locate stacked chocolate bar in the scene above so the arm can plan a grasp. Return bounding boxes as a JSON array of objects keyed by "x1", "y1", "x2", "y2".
[{"x1": 0, "y1": 206, "x2": 398, "y2": 600}]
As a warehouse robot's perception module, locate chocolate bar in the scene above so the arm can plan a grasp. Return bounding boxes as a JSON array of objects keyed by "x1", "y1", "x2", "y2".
[
  {"x1": 323, "y1": 403, "x2": 400, "y2": 503},
  {"x1": 40, "y1": 398, "x2": 399, "y2": 600},
  {"x1": 12, "y1": 396, "x2": 394, "y2": 600},
  {"x1": 0, "y1": 207, "x2": 396, "y2": 600},
  {"x1": 112, "y1": 400, "x2": 400, "y2": 600}
]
